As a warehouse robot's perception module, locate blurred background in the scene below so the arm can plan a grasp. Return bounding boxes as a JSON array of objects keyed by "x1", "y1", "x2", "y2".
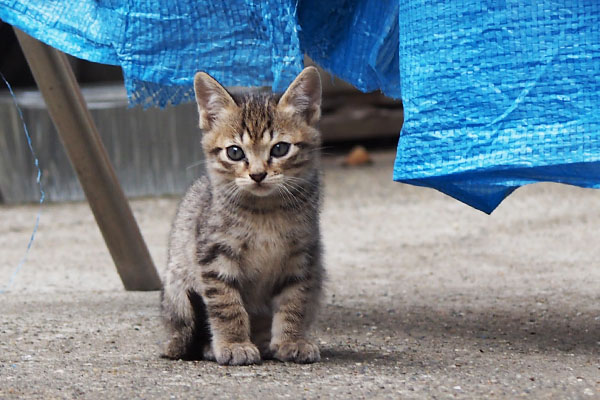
[{"x1": 0, "y1": 21, "x2": 403, "y2": 204}]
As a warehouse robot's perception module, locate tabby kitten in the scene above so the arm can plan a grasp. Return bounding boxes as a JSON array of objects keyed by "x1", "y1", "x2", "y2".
[{"x1": 161, "y1": 67, "x2": 324, "y2": 365}]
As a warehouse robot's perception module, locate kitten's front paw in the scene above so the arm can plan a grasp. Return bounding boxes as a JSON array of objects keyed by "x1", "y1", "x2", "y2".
[
  {"x1": 270, "y1": 339, "x2": 320, "y2": 364},
  {"x1": 214, "y1": 342, "x2": 261, "y2": 366}
]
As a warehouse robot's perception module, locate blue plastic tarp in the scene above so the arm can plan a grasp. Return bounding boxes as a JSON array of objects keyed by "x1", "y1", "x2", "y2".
[
  {"x1": 392, "y1": 1, "x2": 600, "y2": 213},
  {"x1": 0, "y1": 0, "x2": 305, "y2": 107},
  {"x1": 1, "y1": 0, "x2": 599, "y2": 212}
]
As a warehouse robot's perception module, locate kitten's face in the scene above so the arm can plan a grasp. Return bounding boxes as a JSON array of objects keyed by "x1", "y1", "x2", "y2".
[{"x1": 194, "y1": 67, "x2": 322, "y2": 198}]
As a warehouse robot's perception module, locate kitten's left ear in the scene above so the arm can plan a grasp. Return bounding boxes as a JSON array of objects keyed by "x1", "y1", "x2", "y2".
[{"x1": 278, "y1": 66, "x2": 322, "y2": 125}]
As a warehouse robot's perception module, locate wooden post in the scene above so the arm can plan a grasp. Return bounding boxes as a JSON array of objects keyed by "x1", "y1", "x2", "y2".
[{"x1": 14, "y1": 28, "x2": 162, "y2": 291}]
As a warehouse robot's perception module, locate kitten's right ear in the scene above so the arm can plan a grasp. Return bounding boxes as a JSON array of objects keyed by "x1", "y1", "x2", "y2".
[{"x1": 194, "y1": 72, "x2": 237, "y2": 130}]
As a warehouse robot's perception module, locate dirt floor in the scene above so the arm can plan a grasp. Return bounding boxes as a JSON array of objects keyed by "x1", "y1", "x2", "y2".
[{"x1": 1, "y1": 150, "x2": 599, "y2": 399}]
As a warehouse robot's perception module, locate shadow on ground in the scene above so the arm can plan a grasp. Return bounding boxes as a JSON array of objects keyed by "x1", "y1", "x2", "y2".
[{"x1": 320, "y1": 299, "x2": 599, "y2": 361}]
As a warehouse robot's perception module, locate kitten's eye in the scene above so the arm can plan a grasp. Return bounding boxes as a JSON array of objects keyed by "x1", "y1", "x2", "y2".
[
  {"x1": 226, "y1": 146, "x2": 245, "y2": 161},
  {"x1": 270, "y1": 142, "x2": 290, "y2": 158}
]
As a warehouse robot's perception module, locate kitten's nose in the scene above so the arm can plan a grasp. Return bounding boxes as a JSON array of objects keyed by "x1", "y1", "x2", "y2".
[{"x1": 249, "y1": 172, "x2": 267, "y2": 183}]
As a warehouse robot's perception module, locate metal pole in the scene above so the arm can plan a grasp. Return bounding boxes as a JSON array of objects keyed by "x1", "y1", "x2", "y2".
[{"x1": 14, "y1": 28, "x2": 162, "y2": 291}]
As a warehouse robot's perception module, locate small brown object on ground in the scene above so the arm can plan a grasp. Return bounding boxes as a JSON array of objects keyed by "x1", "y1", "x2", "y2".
[{"x1": 342, "y1": 145, "x2": 372, "y2": 166}]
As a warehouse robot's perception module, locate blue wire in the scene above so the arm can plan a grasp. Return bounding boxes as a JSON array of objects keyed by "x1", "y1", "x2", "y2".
[{"x1": 0, "y1": 73, "x2": 46, "y2": 294}]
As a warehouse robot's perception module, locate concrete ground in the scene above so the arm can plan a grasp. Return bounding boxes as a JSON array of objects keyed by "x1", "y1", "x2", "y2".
[{"x1": 1, "y1": 150, "x2": 599, "y2": 399}]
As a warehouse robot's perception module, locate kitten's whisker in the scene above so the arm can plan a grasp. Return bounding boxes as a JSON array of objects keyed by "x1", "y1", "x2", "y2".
[
  {"x1": 285, "y1": 180, "x2": 318, "y2": 204},
  {"x1": 276, "y1": 185, "x2": 292, "y2": 207},
  {"x1": 185, "y1": 159, "x2": 210, "y2": 170},
  {"x1": 280, "y1": 183, "x2": 304, "y2": 210},
  {"x1": 300, "y1": 145, "x2": 330, "y2": 153},
  {"x1": 285, "y1": 175, "x2": 318, "y2": 186},
  {"x1": 283, "y1": 179, "x2": 313, "y2": 200},
  {"x1": 300, "y1": 146, "x2": 331, "y2": 157},
  {"x1": 284, "y1": 179, "x2": 312, "y2": 194},
  {"x1": 283, "y1": 184, "x2": 307, "y2": 203},
  {"x1": 278, "y1": 185, "x2": 297, "y2": 210},
  {"x1": 277, "y1": 183, "x2": 296, "y2": 206},
  {"x1": 219, "y1": 182, "x2": 241, "y2": 207},
  {"x1": 282, "y1": 176, "x2": 306, "y2": 189},
  {"x1": 276, "y1": 186, "x2": 290, "y2": 207}
]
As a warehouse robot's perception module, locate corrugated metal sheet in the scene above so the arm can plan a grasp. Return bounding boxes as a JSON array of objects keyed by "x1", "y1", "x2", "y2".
[{"x1": 0, "y1": 85, "x2": 204, "y2": 203}]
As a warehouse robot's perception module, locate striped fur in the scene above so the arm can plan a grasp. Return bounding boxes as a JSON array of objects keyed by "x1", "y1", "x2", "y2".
[{"x1": 161, "y1": 67, "x2": 324, "y2": 365}]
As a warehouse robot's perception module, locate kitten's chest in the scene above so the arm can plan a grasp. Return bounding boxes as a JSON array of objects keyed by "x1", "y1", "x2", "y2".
[{"x1": 240, "y1": 215, "x2": 295, "y2": 276}]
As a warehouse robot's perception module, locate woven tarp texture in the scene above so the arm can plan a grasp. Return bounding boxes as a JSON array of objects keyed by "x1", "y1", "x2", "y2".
[
  {"x1": 298, "y1": 0, "x2": 400, "y2": 99},
  {"x1": 393, "y1": 0, "x2": 600, "y2": 213},
  {"x1": 2, "y1": 0, "x2": 600, "y2": 212},
  {"x1": 0, "y1": 0, "x2": 402, "y2": 107},
  {"x1": 0, "y1": 0, "x2": 304, "y2": 107}
]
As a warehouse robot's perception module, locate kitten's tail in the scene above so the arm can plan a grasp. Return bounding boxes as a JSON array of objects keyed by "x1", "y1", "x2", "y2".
[{"x1": 160, "y1": 288, "x2": 212, "y2": 360}]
